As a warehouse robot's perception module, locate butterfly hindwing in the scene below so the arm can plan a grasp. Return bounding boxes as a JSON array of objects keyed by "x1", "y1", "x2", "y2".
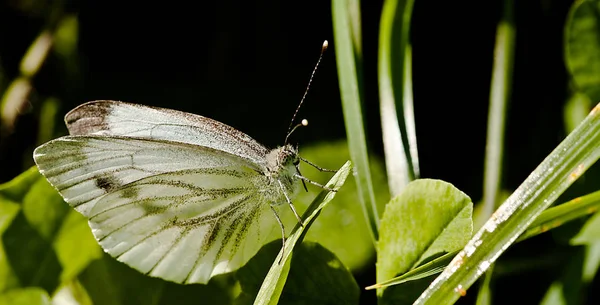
[{"x1": 33, "y1": 135, "x2": 286, "y2": 284}]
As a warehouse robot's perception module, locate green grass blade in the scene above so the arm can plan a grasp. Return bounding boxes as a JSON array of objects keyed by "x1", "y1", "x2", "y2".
[
  {"x1": 520, "y1": 190, "x2": 600, "y2": 242},
  {"x1": 414, "y1": 104, "x2": 600, "y2": 304},
  {"x1": 332, "y1": 0, "x2": 380, "y2": 242},
  {"x1": 366, "y1": 253, "x2": 449, "y2": 290},
  {"x1": 476, "y1": 1, "x2": 514, "y2": 302},
  {"x1": 403, "y1": 45, "x2": 419, "y2": 179},
  {"x1": 479, "y1": 0, "x2": 515, "y2": 226},
  {"x1": 253, "y1": 161, "x2": 352, "y2": 305},
  {"x1": 474, "y1": 264, "x2": 494, "y2": 305},
  {"x1": 378, "y1": 0, "x2": 417, "y2": 197}
]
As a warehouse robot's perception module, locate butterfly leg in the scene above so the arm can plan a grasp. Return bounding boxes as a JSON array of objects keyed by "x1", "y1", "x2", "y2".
[
  {"x1": 299, "y1": 156, "x2": 337, "y2": 172},
  {"x1": 294, "y1": 174, "x2": 338, "y2": 192},
  {"x1": 277, "y1": 180, "x2": 305, "y2": 227},
  {"x1": 270, "y1": 204, "x2": 286, "y2": 264},
  {"x1": 296, "y1": 166, "x2": 309, "y2": 192}
]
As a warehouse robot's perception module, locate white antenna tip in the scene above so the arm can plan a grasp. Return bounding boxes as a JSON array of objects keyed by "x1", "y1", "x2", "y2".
[
  {"x1": 301, "y1": 119, "x2": 308, "y2": 126},
  {"x1": 322, "y1": 40, "x2": 328, "y2": 52}
]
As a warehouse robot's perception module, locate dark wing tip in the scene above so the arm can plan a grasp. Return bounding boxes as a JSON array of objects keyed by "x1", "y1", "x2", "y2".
[{"x1": 65, "y1": 100, "x2": 125, "y2": 135}]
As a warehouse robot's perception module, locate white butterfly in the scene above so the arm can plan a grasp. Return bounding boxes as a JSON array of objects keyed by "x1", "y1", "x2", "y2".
[{"x1": 33, "y1": 99, "x2": 336, "y2": 284}]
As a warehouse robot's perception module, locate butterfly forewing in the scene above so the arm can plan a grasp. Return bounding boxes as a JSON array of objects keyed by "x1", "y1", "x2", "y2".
[
  {"x1": 65, "y1": 100, "x2": 270, "y2": 165},
  {"x1": 33, "y1": 135, "x2": 287, "y2": 284}
]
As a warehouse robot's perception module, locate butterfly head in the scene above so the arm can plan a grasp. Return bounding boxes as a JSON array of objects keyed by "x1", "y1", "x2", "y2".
[
  {"x1": 265, "y1": 144, "x2": 299, "y2": 175},
  {"x1": 278, "y1": 144, "x2": 300, "y2": 168}
]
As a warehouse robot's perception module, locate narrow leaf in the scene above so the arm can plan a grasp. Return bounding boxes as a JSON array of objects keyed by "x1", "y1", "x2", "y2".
[
  {"x1": 366, "y1": 252, "x2": 453, "y2": 290},
  {"x1": 253, "y1": 161, "x2": 352, "y2": 305},
  {"x1": 332, "y1": 0, "x2": 380, "y2": 242},
  {"x1": 518, "y1": 190, "x2": 600, "y2": 242},
  {"x1": 295, "y1": 141, "x2": 388, "y2": 271},
  {"x1": 378, "y1": 0, "x2": 417, "y2": 196},
  {"x1": 480, "y1": 0, "x2": 515, "y2": 224}
]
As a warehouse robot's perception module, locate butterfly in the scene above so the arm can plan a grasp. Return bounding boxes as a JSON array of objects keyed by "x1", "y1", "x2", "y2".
[
  {"x1": 32, "y1": 99, "x2": 337, "y2": 285},
  {"x1": 32, "y1": 41, "x2": 336, "y2": 284}
]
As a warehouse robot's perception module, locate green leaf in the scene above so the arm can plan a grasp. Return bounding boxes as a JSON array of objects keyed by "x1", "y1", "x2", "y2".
[
  {"x1": 332, "y1": 0, "x2": 380, "y2": 243},
  {"x1": 53, "y1": 211, "x2": 102, "y2": 282},
  {"x1": 0, "y1": 288, "x2": 50, "y2": 305},
  {"x1": 294, "y1": 141, "x2": 387, "y2": 271},
  {"x1": 235, "y1": 241, "x2": 282, "y2": 304},
  {"x1": 252, "y1": 161, "x2": 352, "y2": 305},
  {"x1": 376, "y1": 179, "x2": 473, "y2": 301},
  {"x1": 0, "y1": 167, "x2": 101, "y2": 294},
  {"x1": 582, "y1": 242, "x2": 600, "y2": 282},
  {"x1": 0, "y1": 169, "x2": 38, "y2": 293},
  {"x1": 236, "y1": 241, "x2": 359, "y2": 305},
  {"x1": 564, "y1": 92, "x2": 592, "y2": 133},
  {"x1": 52, "y1": 280, "x2": 94, "y2": 305},
  {"x1": 0, "y1": 169, "x2": 63, "y2": 292},
  {"x1": 278, "y1": 242, "x2": 359, "y2": 305},
  {"x1": 0, "y1": 197, "x2": 21, "y2": 293},
  {"x1": 2, "y1": 210, "x2": 62, "y2": 292},
  {"x1": 0, "y1": 167, "x2": 40, "y2": 202},
  {"x1": 571, "y1": 212, "x2": 600, "y2": 245},
  {"x1": 565, "y1": 0, "x2": 600, "y2": 101},
  {"x1": 540, "y1": 282, "x2": 567, "y2": 305},
  {"x1": 79, "y1": 253, "x2": 233, "y2": 305},
  {"x1": 22, "y1": 177, "x2": 70, "y2": 240}
]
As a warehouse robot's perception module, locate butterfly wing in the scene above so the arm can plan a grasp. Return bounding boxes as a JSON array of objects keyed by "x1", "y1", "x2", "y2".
[
  {"x1": 64, "y1": 100, "x2": 270, "y2": 165},
  {"x1": 33, "y1": 136, "x2": 285, "y2": 284}
]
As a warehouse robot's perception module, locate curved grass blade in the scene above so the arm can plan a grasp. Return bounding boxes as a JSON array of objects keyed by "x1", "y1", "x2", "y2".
[
  {"x1": 378, "y1": 0, "x2": 417, "y2": 197},
  {"x1": 332, "y1": 0, "x2": 380, "y2": 243},
  {"x1": 253, "y1": 161, "x2": 352, "y2": 305},
  {"x1": 414, "y1": 104, "x2": 600, "y2": 305}
]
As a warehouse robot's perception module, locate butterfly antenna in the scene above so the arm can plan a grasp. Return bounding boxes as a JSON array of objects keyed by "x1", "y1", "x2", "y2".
[
  {"x1": 284, "y1": 119, "x2": 308, "y2": 145},
  {"x1": 285, "y1": 40, "x2": 328, "y2": 144}
]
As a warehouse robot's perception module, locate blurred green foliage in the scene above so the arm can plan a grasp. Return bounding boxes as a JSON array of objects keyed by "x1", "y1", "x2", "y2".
[{"x1": 5, "y1": 0, "x2": 600, "y2": 304}]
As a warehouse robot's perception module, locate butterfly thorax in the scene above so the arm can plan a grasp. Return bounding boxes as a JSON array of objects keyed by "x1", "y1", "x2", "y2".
[{"x1": 262, "y1": 144, "x2": 301, "y2": 204}]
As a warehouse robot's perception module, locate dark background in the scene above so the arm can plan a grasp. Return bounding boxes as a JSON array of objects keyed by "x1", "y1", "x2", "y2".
[
  {"x1": 0, "y1": 0, "x2": 586, "y2": 303},
  {"x1": 0, "y1": 0, "x2": 572, "y2": 199}
]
